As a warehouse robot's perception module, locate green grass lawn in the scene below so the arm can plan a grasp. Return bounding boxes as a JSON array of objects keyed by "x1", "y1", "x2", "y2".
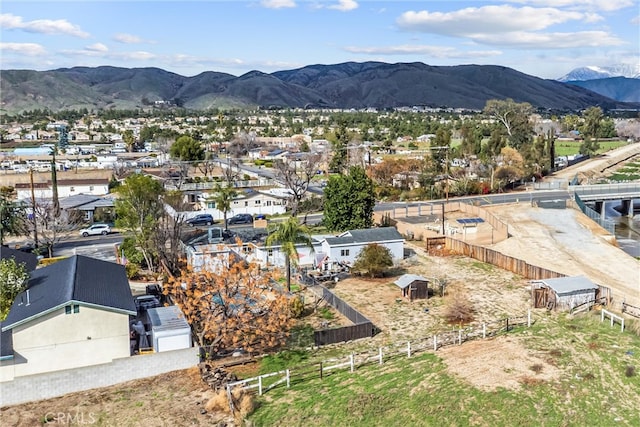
[
  {"x1": 554, "y1": 140, "x2": 628, "y2": 157},
  {"x1": 248, "y1": 313, "x2": 640, "y2": 427}
]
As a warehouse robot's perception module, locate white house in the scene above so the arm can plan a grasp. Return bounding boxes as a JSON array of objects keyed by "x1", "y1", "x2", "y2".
[
  {"x1": 317, "y1": 227, "x2": 405, "y2": 271},
  {"x1": 15, "y1": 178, "x2": 110, "y2": 201},
  {"x1": 186, "y1": 227, "x2": 405, "y2": 274},
  {"x1": 0, "y1": 256, "x2": 136, "y2": 381},
  {"x1": 198, "y1": 189, "x2": 288, "y2": 220}
]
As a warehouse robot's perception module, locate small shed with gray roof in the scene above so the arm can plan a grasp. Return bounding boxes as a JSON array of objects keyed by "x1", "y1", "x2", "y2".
[
  {"x1": 531, "y1": 275, "x2": 599, "y2": 311},
  {"x1": 394, "y1": 274, "x2": 430, "y2": 301}
]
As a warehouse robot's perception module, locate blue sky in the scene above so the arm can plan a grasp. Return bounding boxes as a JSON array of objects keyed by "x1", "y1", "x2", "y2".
[{"x1": 1, "y1": 1, "x2": 638, "y2": 79}]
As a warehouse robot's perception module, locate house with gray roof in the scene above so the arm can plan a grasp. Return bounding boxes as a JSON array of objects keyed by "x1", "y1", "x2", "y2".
[
  {"x1": 318, "y1": 227, "x2": 404, "y2": 271},
  {"x1": 0, "y1": 255, "x2": 136, "y2": 381}
]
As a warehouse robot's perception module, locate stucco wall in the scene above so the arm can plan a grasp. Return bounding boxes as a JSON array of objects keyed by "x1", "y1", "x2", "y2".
[{"x1": 1, "y1": 306, "x2": 130, "y2": 380}]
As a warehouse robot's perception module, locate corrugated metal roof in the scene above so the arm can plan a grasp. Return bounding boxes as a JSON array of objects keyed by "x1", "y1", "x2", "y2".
[
  {"x1": 394, "y1": 274, "x2": 429, "y2": 289},
  {"x1": 147, "y1": 306, "x2": 190, "y2": 332},
  {"x1": 536, "y1": 275, "x2": 598, "y2": 294},
  {"x1": 2, "y1": 255, "x2": 136, "y2": 331}
]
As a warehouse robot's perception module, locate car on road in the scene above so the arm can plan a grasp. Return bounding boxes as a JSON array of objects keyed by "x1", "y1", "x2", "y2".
[
  {"x1": 227, "y1": 213, "x2": 254, "y2": 225},
  {"x1": 79, "y1": 223, "x2": 111, "y2": 237},
  {"x1": 186, "y1": 214, "x2": 214, "y2": 227}
]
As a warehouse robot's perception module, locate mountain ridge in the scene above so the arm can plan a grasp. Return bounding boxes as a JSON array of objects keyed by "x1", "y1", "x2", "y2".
[{"x1": 1, "y1": 62, "x2": 638, "y2": 114}]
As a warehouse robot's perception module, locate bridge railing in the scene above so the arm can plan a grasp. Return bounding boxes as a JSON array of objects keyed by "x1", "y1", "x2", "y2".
[
  {"x1": 574, "y1": 193, "x2": 616, "y2": 234},
  {"x1": 570, "y1": 182, "x2": 640, "y2": 196}
]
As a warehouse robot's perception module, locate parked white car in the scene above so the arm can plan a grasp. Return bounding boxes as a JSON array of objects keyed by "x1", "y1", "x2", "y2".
[{"x1": 79, "y1": 224, "x2": 111, "y2": 237}]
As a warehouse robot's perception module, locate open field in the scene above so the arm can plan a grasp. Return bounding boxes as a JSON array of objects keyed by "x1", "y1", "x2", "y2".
[{"x1": 249, "y1": 313, "x2": 640, "y2": 427}]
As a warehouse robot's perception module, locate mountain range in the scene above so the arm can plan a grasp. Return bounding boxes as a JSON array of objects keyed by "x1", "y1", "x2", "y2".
[
  {"x1": 557, "y1": 64, "x2": 640, "y2": 103},
  {"x1": 1, "y1": 62, "x2": 638, "y2": 114}
]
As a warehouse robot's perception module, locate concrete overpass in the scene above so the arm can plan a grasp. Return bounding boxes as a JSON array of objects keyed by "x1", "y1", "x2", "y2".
[{"x1": 571, "y1": 183, "x2": 640, "y2": 218}]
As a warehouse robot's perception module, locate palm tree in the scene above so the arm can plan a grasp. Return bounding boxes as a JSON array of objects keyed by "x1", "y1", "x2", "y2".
[
  {"x1": 212, "y1": 184, "x2": 237, "y2": 230},
  {"x1": 265, "y1": 216, "x2": 314, "y2": 292}
]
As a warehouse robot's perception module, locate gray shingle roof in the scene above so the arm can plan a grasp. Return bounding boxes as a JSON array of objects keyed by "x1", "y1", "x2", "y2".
[
  {"x1": 537, "y1": 276, "x2": 598, "y2": 295},
  {"x1": 324, "y1": 227, "x2": 403, "y2": 246},
  {"x1": 2, "y1": 255, "x2": 136, "y2": 331},
  {"x1": 0, "y1": 246, "x2": 39, "y2": 272}
]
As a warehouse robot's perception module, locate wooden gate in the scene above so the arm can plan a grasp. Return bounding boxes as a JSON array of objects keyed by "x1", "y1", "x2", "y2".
[{"x1": 534, "y1": 288, "x2": 547, "y2": 308}]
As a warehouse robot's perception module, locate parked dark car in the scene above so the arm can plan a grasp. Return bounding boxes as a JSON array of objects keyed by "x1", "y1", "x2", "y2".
[
  {"x1": 186, "y1": 214, "x2": 214, "y2": 226},
  {"x1": 227, "y1": 213, "x2": 254, "y2": 225}
]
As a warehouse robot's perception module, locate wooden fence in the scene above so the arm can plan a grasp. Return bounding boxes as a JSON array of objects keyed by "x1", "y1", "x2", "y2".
[
  {"x1": 444, "y1": 237, "x2": 567, "y2": 280},
  {"x1": 622, "y1": 302, "x2": 640, "y2": 319},
  {"x1": 310, "y1": 285, "x2": 377, "y2": 346},
  {"x1": 226, "y1": 312, "x2": 533, "y2": 409}
]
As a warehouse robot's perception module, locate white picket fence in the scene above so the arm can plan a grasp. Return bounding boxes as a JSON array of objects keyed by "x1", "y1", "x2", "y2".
[{"x1": 226, "y1": 311, "x2": 534, "y2": 411}]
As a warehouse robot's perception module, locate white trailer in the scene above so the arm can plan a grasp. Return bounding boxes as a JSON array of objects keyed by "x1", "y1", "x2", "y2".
[{"x1": 145, "y1": 306, "x2": 192, "y2": 352}]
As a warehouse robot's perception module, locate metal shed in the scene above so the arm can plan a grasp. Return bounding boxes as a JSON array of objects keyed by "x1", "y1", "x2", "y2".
[
  {"x1": 531, "y1": 276, "x2": 599, "y2": 311},
  {"x1": 394, "y1": 274, "x2": 430, "y2": 301},
  {"x1": 145, "y1": 306, "x2": 192, "y2": 352}
]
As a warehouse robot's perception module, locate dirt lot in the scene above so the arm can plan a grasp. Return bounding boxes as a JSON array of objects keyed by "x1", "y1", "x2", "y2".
[
  {"x1": 0, "y1": 367, "x2": 235, "y2": 427},
  {"x1": 486, "y1": 203, "x2": 640, "y2": 307}
]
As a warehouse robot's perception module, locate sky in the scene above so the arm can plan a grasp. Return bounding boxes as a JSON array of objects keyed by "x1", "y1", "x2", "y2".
[{"x1": 1, "y1": 0, "x2": 638, "y2": 80}]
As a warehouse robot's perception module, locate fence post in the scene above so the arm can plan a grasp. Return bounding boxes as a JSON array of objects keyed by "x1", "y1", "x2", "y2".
[
  {"x1": 482, "y1": 323, "x2": 486, "y2": 339},
  {"x1": 611, "y1": 315, "x2": 614, "y2": 327},
  {"x1": 286, "y1": 369, "x2": 290, "y2": 388},
  {"x1": 458, "y1": 329, "x2": 462, "y2": 345},
  {"x1": 433, "y1": 335, "x2": 437, "y2": 351},
  {"x1": 601, "y1": 309, "x2": 604, "y2": 323},
  {"x1": 319, "y1": 362, "x2": 323, "y2": 380},
  {"x1": 621, "y1": 318, "x2": 624, "y2": 332},
  {"x1": 226, "y1": 384, "x2": 235, "y2": 413},
  {"x1": 527, "y1": 309, "x2": 531, "y2": 327},
  {"x1": 407, "y1": 341, "x2": 411, "y2": 358},
  {"x1": 258, "y1": 376, "x2": 263, "y2": 396},
  {"x1": 506, "y1": 318, "x2": 509, "y2": 332},
  {"x1": 379, "y1": 347, "x2": 383, "y2": 365},
  {"x1": 350, "y1": 354, "x2": 355, "y2": 372}
]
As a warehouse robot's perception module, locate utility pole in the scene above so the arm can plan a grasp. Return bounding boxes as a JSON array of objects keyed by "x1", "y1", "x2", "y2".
[{"x1": 29, "y1": 168, "x2": 38, "y2": 248}]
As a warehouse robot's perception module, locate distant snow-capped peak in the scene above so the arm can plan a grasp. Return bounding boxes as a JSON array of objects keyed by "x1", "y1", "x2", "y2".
[{"x1": 558, "y1": 64, "x2": 640, "y2": 82}]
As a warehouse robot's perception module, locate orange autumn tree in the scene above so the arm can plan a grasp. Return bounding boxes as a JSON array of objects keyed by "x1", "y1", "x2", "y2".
[{"x1": 163, "y1": 252, "x2": 293, "y2": 358}]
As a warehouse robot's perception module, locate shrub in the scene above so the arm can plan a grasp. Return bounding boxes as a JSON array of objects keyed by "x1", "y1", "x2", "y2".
[
  {"x1": 125, "y1": 262, "x2": 140, "y2": 279},
  {"x1": 530, "y1": 363, "x2": 544, "y2": 374},
  {"x1": 625, "y1": 365, "x2": 636, "y2": 378},
  {"x1": 444, "y1": 292, "x2": 475, "y2": 325},
  {"x1": 289, "y1": 296, "x2": 304, "y2": 318}
]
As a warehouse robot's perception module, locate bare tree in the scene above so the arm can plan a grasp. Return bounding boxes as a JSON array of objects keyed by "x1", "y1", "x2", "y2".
[
  {"x1": 154, "y1": 190, "x2": 188, "y2": 276},
  {"x1": 197, "y1": 152, "x2": 218, "y2": 177},
  {"x1": 31, "y1": 199, "x2": 84, "y2": 258},
  {"x1": 227, "y1": 131, "x2": 260, "y2": 158},
  {"x1": 274, "y1": 153, "x2": 322, "y2": 217}
]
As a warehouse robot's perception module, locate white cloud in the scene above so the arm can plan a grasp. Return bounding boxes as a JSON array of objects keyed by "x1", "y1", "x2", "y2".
[
  {"x1": 0, "y1": 42, "x2": 46, "y2": 56},
  {"x1": 397, "y1": 6, "x2": 586, "y2": 35},
  {"x1": 328, "y1": 0, "x2": 358, "y2": 12},
  {"x1": 631, "y1": 15, "x2": 640, "y2": 25},
  {"x1": 260, "y1": 0, "x2": 296, "y2": 9},
  {"x1": 344, "y1": 44, "x2": 502, "y2": 59},
  {"x1": 0, "y1": 13, "x2": 89, "y2": 38},
  {"x1": 473, "y1": 31, "x2": 625, "y2": 49},
  {"x1": 507, "y1": 0, "x2": 634, "y2": 12},
  {"x1": 113, "y1": 33, "x2": 143, "y2": 44},
  {"x1": 85, "y1": 43, "x2": 108, "y2": 52}
]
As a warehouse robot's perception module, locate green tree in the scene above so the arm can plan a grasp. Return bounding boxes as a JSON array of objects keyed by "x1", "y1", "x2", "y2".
[
  {"x1": 329, "y1": 122, "x2": 349, "y2": 173},
  {"x1": 323, "y1": 166, "x2": 375, "y2": 232},
  {"x1": 483, "y1": 99, "x2": 533, "y2": 151},
  {"x1": 211, "y1": 184, "x2": 238, "y2": 230},
  {"x1": 123, "y1": 129, "x2": 136, "y2": 152},
  {"x1": 115, "y1": 174, "x2": 165, "y2": 272},
  {"x1": 0, "y1": 187, "x2": 27, "y2": 245},
  {"x1": 170, "y1": 135, "x2": 205, "y2": 162},
  {"x1": 265, "y1": 216, "x2": 314, "y2": 292},
  {"x1": 351, "y1": 243, "x2": 393, "y2": 278},
  {"x1": 0, "y1": 258, "x2": 29, "y2": 320},
  {"x1": 579, "y1": 107, "x2": 603, "y2": 156}
]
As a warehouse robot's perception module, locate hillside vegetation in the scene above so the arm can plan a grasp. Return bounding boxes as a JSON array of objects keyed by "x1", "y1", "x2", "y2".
[{"x1": 2, "y1": 62, "x2": 636, "y2": 114}]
